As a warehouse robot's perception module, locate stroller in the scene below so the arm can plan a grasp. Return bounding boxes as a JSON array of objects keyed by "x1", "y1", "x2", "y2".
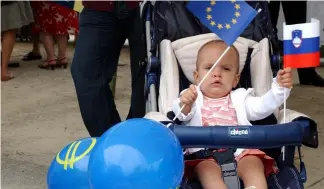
[{"x1": 140, "y1": 1, "x2": 319, "y2": 189}]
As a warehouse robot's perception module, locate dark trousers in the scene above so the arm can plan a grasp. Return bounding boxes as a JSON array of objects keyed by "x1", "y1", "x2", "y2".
[
  {"x1": 268, "y1": 1, "x2": 307, "y2": 34},
  {"x1": 268, "y1": 1, "x2": 318, "y2": 83},
  {"x1": 71, "y1": 6, "x2": 146, "y2": 137}
]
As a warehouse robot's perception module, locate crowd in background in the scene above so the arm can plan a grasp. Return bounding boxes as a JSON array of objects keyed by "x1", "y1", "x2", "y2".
[{"x1": 1, "y1": 1, "x2": 79, "y2": 81}]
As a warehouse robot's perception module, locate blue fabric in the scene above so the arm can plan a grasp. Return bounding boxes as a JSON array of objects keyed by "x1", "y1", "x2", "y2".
[
  {"x1": 267, "y1": 165, "x2": 304, "y2": 189},
  {"x1": 50, "y1": 1, "x2": 75, "y2": 9},
  {"x1": 186, "y1": 0, "x2": 257, "y2": 45}
]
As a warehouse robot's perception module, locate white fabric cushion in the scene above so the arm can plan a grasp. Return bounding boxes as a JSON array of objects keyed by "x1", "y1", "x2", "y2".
[
  {"x1": 158, "y1": 40, "x2": 180, "y2": 116},
  {"x1": 250, "y1": 37, "x2": 273, "y2": 96}
]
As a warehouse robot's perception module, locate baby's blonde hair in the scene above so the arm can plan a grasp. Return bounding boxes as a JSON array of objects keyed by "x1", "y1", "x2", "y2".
[{"x1": 196, "y1": 40, "x2": 240, "y2": 73}]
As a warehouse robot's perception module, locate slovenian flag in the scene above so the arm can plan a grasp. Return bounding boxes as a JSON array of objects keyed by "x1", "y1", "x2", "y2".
[{"x1": 283, "y1": 18, "x2": 320, "y2": 68}]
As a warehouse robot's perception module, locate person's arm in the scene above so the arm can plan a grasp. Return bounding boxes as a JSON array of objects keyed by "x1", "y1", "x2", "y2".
[{"x1": 245, "y1": 77, "x2": 291, "y2": 121}]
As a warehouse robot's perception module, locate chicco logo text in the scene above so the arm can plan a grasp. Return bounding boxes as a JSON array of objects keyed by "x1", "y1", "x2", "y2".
[{"x1": 229, "y1": 128, "x2": 249, "y2": 136}]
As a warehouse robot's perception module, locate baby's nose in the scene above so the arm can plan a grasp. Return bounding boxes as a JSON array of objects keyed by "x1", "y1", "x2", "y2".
[{"x1": 213, "y1": 71, "x2": 221, "y2": 77}]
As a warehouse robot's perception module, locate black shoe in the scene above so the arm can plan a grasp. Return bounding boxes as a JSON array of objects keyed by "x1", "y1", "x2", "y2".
[
  {"x1": 22, "y1": 52, "x2": 42, "y2": 61},
  {"x1": 299, "y1": 73, "x2": 324, "y2": 87},
  {"x1": 8, "y1": 61, "x2": 20, "y2": 67},
  {"x1": 298, "y1": 67, "x2": 324, "y2": 87}
]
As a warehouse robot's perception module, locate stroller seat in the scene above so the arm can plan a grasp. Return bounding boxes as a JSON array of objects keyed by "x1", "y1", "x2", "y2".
[{"x1": 143, "y1": 32, "x2": 318, "y2": 189}]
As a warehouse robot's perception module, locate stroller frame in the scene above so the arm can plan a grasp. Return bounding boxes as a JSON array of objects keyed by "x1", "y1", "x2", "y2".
[{"x1": 140, "y1": 1, "x2": 318, "y2": 189}]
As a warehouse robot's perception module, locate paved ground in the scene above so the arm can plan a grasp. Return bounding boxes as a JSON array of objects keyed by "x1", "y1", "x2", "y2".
[{"x1": 1, "y1": 42, "x2": 324, "y2": 189}]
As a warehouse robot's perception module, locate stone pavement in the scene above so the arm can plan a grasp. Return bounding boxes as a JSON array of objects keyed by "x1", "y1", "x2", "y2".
[{"x1": 1, "y1": 42, "x2": 324, "y2": 189}]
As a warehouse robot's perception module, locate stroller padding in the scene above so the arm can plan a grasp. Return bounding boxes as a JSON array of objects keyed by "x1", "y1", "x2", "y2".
[
  {"x1": 277, "y1": 109, "x2": 318, "y2": 148},
  {"x1": 158, "y1": 40, "x2": 180, "y2": 116},
  {"x1": 168, "y1": 120, "x2": 309, "y2": 149}
]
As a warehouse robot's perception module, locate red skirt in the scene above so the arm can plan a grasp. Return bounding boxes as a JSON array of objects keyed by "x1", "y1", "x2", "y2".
[
  {"x1": 184, "y1": 149, "x2": 279, "y2": 179},
  {"x1": 31, "y1": 2, "x2": 79, "y2": 35}
]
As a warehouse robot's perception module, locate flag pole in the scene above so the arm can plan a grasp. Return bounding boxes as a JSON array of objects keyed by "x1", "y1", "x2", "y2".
[{"x1": 282, "y1": 73, "x2": 287, "y2": 161}]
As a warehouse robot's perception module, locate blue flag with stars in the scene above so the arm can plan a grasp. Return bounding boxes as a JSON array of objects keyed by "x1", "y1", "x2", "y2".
[{"x1": 187, "y1": 0, "x2": 258, "y2": 46}]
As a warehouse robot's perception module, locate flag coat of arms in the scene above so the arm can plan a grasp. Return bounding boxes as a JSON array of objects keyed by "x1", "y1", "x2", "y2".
[
  {"x1": 283, "y1": 18, "x2": 320, "y2": 68},
  {"x1": 186, "y1": 0, "x2": 257, "y2": 46}
]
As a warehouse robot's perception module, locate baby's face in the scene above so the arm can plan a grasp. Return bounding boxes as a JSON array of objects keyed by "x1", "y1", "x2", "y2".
[{"x1": 194, "y1": 43, "x2": 240, "y2": 98}]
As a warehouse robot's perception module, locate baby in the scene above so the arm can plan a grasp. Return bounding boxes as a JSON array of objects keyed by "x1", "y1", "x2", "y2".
[{"x1": 172, "y1": 40, "x2": 293, "y2": 189}]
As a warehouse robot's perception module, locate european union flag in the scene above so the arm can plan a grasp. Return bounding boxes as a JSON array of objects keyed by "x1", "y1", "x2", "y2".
[
  {"x1": 187, "y1": 0, "x2": 258, "y2": 46},
  {"x1": 51, "y1": 1, "x2": 84, "y2": 12}
]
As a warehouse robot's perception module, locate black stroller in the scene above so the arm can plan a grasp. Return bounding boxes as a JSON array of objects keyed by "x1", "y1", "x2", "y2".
[{"x1": 140, "y1": 1, "x2": 319, "y2": 189}]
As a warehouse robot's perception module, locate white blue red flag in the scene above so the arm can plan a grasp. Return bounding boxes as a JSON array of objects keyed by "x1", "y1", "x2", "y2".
[{"x1": 283, "y1": 18, "x2": 320, "y2": 68}]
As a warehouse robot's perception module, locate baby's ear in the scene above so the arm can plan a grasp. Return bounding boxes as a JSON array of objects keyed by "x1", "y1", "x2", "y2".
[
  {"x1": 193, "y1": 70, "x2": 199, "y2": 83},
  {"x1": 233, "y1": 73, "x2": 241, "y2": 88}
]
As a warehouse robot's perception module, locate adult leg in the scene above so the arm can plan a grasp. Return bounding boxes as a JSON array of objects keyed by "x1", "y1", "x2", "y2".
[
  {"x1": 32, "y1": 33, "x2": 41, "y2": 54},
  {"x1": 1, "y1": 29, "x2": 16, "y2": 81},
  {"x1": 237, "y1": 156, "x2": 267, "y2": 189},
  {"x1": 71, "y1": 8, "x2": 126, "y2": 137},
  {"x1": 23, "y1": 1, "x2": 42, "y2": 61},
  {"x1": 268, "y1": 1, "x2": 281, "y2": 36},
  {"x1": 281, "y1": 1, "x2": 306, "y2": 24},
  {"x1": 22, "y1": 32, "x2": 42, "y2": 61},
  {"x1": 281, "y1": 1, "x2": 324, "y2": 87},
  {"x1": 55, "y1": 34, "x2": 69, "y2": 68},
  {"x1": 122, "y1": 7, "x2": 146, "y2": 119},
  {"x1": 38, "y1": 32, "x2": 56, "y2": 70}
]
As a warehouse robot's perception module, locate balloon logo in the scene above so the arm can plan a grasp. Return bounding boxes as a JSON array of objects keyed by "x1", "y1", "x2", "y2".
[
  {"x1": 56, "y1": 138, "x2": 96, "y2": 170},
  {"x1": 47, "y1": 137, "x2": 97, "y2": 189}
]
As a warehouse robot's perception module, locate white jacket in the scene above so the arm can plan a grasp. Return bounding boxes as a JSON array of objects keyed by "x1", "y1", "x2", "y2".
[{"x1": 172, "y1": 78, "x2": 291, "y2": 156}]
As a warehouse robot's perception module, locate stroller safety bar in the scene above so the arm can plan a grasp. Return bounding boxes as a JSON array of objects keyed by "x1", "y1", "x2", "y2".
[{"x1": 169, "y1": 120, "x2": 312, "y2": 149}]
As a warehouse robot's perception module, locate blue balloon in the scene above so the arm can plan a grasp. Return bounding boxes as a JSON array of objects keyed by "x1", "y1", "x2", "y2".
[
  {"x1": 47, "y1": 137, "x2": 97, "y2": 189},
  {"x1": 88, "y1": 118, "x2": 184, "y2": 189}
]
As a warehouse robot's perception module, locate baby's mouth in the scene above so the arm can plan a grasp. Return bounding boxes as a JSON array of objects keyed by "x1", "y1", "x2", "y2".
[{"x1": 211, "y1": 80, "x2": 222, "y2": 86}]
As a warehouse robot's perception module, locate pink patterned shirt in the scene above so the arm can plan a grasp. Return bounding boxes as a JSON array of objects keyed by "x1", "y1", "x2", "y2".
[{"x1": 201, "y1": 94, "x2": 238, "y2": 126}]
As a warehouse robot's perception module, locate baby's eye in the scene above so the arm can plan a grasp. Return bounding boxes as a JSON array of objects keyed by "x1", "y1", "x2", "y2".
[
  {"x1": 206, "y1": 66, "x2": 212, "y2": 70},
  {"x1": 223, "y1": 67, "x2": 231, "y2": 71}
]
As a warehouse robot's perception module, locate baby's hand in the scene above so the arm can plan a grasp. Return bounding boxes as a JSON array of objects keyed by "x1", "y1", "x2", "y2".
[
  {"x1": 180, "y1": 84, "x2": 198, "y2": 107},
  {"x1": 277, "y1": 67, "x2": 293, "y2": 88}
]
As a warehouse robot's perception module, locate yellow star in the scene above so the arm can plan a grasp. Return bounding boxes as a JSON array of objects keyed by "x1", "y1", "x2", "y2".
[
  {"x1": 234, "y1": 4, "x2": 240, "y2": 10},
  {"x1": 231, "y1": 18, "x2": 237, "y2": 24},
  {"x1": 206, "y1": 7, "x2": 212, "y2": 12},
  {"x1": 235, "y1": 12, "x2": 241, "y2": 17},
  {"x1": 230, "y1": 0, "x2": 236, "y2": 3},
  {"x1": 210, "y1": 0, "x2": 216, "y2": 6},
  {"x1": 217, "y1": 24, "x2": 223, "y2": 29},
  {"x1": 210, "y1": 21, "x2": 216, "y2": 26},
  {"x1": 206, "y1": 15, "x2": 212, "y2": 20},
  {"x1": 225, "y1": 24, "x2": 231, "y2": 29}
]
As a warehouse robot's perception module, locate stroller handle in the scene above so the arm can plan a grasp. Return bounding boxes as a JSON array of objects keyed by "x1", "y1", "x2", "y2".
[{"x1": 168, "y1": 120, "x2": 311, "y2": 149}]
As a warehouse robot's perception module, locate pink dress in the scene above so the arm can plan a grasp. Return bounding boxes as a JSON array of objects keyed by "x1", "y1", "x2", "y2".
[{"x1": 185, "y1": 95, "x2": 278, "y2": 177}]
